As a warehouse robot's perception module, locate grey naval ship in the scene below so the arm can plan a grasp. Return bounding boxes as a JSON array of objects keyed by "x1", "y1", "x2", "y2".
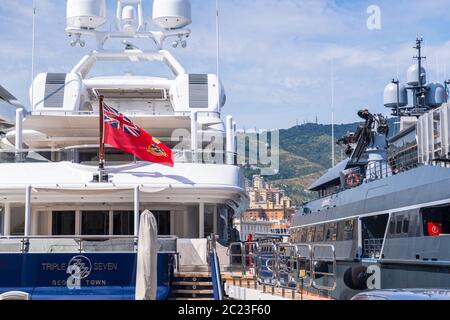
[{"x1": 290, "y1": 37, "x2": 450, "y2": 300}]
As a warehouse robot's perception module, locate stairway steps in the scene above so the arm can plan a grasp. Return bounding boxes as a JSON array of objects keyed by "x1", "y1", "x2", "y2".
[
  {"x1": 170, "y1": 273, "x2": 217, "y2": 300},
  {"x1": 175, "y1": 273, "x2": 211, "y2": 278},
  {"x1": 170, "y1": 298, "x2": 215, "y2": 301},
  {"x1": 173, "y1": 281, "x2": 212, "y2": 286},
  {"x1": 172, "y1": 289, "x2": 214, "y2": 294}
]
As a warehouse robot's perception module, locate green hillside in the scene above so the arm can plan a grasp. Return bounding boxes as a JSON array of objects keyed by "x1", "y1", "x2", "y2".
[{"x1": 240, "y1": 119, "x2": 395, "y2": 205}]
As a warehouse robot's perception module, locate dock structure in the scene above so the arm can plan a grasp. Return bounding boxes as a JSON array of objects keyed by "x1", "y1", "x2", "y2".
[{"x1": 221, "y1": 273, "x2": 332, "y2": 300}]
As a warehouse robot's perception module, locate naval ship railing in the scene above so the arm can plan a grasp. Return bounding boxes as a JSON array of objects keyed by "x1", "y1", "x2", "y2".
[
  {"x1": 256, "y1": 243, "x2": 278, "y2": 289},
  {"x1": 227, "y1": 241, "x2": 336, "y2": 297},
  {"x1": 295, "y1": 244, "x2": 313, "y2": 289},
  {"x1": 311, "y1": 244, "x2": 337, "y2": 292},
  {"x1": 276, "y1": 243, "x2": 300, "y2": 298}
]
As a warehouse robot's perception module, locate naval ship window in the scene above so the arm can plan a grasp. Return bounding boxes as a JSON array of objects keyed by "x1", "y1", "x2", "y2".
[
  {"x1": 402, "y1": 217, "x2": 409, "y2": 234},
  {"x1": 396, "y1": 216, "x2": 404, "y2": 234},
  {"x1": 338, "y1": 220, "x2": 355, "y2": 241},
  {"x1": 289, "y1": 228, "x2": 297, "y2": 242},
  {"x1": 300, "y1": 228, "x2": 307, "y2": 243},
  {"x1": 325, "y1": 222, "x2": 338, "y2": 241},
  {"x1": 52, "y1": 211, "x2": 75, "y2": 236},
  {"x1": 421, "y1": 204, "x2": 450, "y2": 236},
  {"x1": 306, "y1": 226, "x2": 316, "y2": 242},
  {"x1": 81, "y1": 211, "x2": 109, "y2": 236},
  {"x1": 315, "y1": 224, "x2": 325, "y2": 242},
  {"x1": 389, "y1": 217, "x2": 395, "y2": 235}
]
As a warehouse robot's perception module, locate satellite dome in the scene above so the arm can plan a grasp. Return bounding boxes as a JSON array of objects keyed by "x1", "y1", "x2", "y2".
[
  {"x1": 425, "y1": 83, "x2": 446, "y2": 108},
  {"x1": 384, "y1": 82, "x2": 408, "y2": 108},
  {"x1": 152, "y1": 0, "x2": 192, "y2": 30},
  {"x1": 66, "y1": 0, "x2": 106, "y2": 30},
  {"x1": 407, "y1": 64, "x2": 426, "y2": 86}
]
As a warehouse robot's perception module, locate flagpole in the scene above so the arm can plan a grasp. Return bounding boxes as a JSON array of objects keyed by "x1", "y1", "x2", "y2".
[{"x1": 98, "y1": 95, "x2": 106, "y2": 181}]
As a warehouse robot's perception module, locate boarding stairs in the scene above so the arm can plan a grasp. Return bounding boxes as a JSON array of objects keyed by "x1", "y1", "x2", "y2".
[{"x1": 168, "y1": 272, "x2": 215, "y2": 300}]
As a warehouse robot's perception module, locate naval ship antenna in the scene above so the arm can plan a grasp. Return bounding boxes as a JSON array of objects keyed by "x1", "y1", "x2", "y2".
[{"x1": 413, "y1": 36, "x2": 427, "y2": 112}]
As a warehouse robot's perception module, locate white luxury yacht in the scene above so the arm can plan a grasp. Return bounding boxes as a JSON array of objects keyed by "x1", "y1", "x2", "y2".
[{"x1": 0, "y1": 0, "x2": 247, "y2": 300}]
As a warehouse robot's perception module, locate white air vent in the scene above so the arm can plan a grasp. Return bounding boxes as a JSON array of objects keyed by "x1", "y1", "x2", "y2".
[
  {"x1": 189, "y1": 74, "x2": 208, "y2": 108},
  {"x1": 44, "y1": 73, "x2": 67, "y2": 108}
]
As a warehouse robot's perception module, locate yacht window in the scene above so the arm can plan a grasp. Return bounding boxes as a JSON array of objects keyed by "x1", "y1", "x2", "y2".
[
  {"x1": 52, "y1": 211, "x2": 75, "y2": 236},
  {"x1": 81, "y1": 211, "x2": 109, "y2": 235},
  {"x1": 315, "y1": 224, "x2": 324, "y2": 242},
  {"x1": 113, "y1": 211, "x2": 134, "y2": 235},
  {"x1": 204, "y1": 206, "x2": 215, "y2": 237},
  {"x1": 0, "y1": 206, "x2": 4, "y2": 236},
  {"x1": 153, "y1": 211, "x2": 171, "y2": 236}
]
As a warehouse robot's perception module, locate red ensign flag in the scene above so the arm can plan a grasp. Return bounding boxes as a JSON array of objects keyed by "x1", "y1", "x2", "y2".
[{"x1": 102, "y1": 103, "x2": 174, "y2": 167}]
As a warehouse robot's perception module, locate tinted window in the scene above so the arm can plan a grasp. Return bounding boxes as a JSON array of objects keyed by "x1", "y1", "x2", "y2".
[
  {"x1": 0, "y1": 206, "x2": 3, "y2": 236},
  {"x1": 113, "y1": 211, "x2": 134, "y2": 235},
  {"x1": 402, "y1": 217, "x2": 409, "y2": 234},
  {"x1": 52, "y1": 211, "x2": 76, "y2": 236},
  {"x1": 82, "y1": 211, "x2": 109, "y2": 235},
  {"x1": 421, "y1": 204, "x2": 450, "y2": 236},
  {"x1": 396, "y1": 216, "x2": 403, "y2": 234}
]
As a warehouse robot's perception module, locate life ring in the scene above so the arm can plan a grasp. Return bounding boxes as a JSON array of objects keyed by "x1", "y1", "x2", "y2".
[{"x1": 346, "y1": 173, "x2": 361, "y2": 188}]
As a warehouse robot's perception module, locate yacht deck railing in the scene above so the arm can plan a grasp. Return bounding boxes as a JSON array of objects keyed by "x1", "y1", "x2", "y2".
[
  {"x1": 0, "y1": 148, "x2": 237, "y2": 165},
  {"x1": 0, "y1": 235, "x2": 178, "y2": 254}
]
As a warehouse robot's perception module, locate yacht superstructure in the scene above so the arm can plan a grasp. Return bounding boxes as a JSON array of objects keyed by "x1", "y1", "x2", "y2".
[{"x1": 0, "y1": 0, "x2": 246, "y2": 300}]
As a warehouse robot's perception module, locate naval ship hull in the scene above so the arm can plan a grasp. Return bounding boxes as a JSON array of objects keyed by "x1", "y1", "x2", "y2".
[{"x1": 291, "y1": 165, "x2": 450, "y2": 300}]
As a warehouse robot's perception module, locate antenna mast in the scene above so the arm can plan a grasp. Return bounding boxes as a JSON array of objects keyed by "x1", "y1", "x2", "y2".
[
  {"x1": 331, "y1": 59, "x2": 335, "y2": 167},
  {"x1": 31, "y1": 0, "x2": 36, "y2": 111},
  {"x1": 413, "y1": 36, "x2": 427, "y2": 112},
  {"x1": 216, "y1": 0, "x2": 221, "y2": 109}
]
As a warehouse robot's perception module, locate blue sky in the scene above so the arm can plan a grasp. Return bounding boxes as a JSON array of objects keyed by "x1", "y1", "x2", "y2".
[{"x1": 1, "y1": 0, "x2": 450, "y2": 129}]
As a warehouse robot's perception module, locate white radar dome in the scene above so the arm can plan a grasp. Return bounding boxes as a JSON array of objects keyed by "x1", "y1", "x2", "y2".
[
  {"x1": 66, "y1": 0, "x2": 106, "y2": 30},
  {"x1": 425, "y1": 83, "x2": 446, "y2": 108},
  {"x1": 384, "y1": 82, "x2": 408, "y2": 108},
  {"x1": 152, "y1": 0, "x2": 192, "y2": 30},
  {"x1": 407, "y1": 64, "x2": 427, "y2": 86}
]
